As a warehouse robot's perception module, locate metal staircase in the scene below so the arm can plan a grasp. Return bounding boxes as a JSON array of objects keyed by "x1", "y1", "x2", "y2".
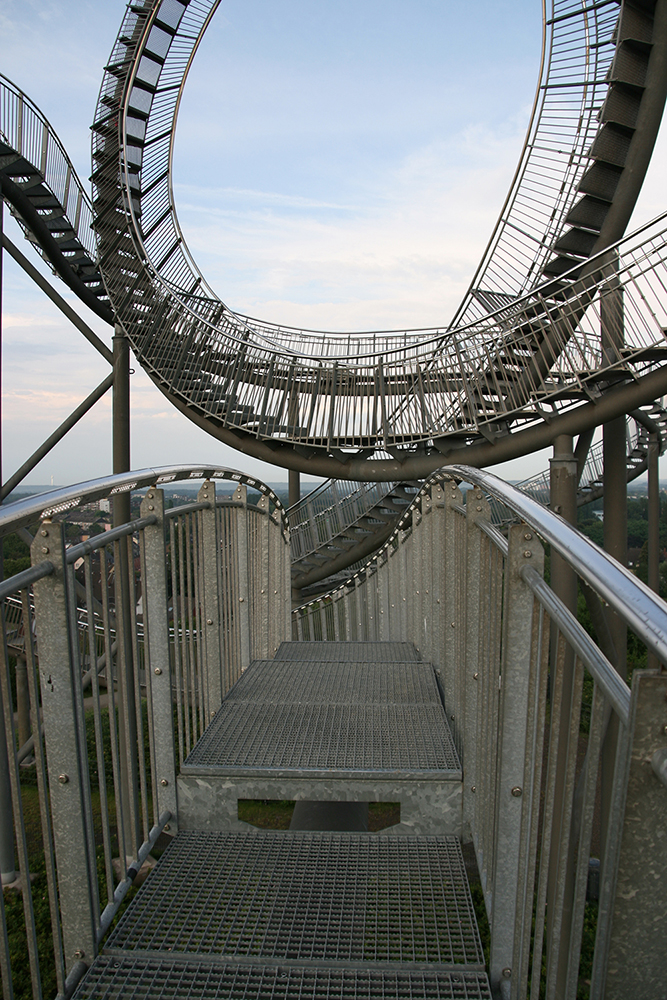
[
  {"x1": 74, "y1": 641, "x2": 492, "y2": 1000},
  {"x1": 289, "y1": 481, "x2": 419, "y2": 591},
  {"x1": 0, "y1": 73, "x2": 112, "y2": 322}
]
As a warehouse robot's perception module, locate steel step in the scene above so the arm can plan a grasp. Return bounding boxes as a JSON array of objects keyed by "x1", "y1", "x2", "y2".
[
  {"x1": 224, "y1": 659, "x2": 442, "y2": 707},
  {"x1": 274, "y1": 641, "x2": 421, "y2": 661},
  {"x1": 94, "y1": 830, "x2": 488, "y2": 972},
  {"x1": 79, "y1": 957, "x2": 491, "y2": 999}
]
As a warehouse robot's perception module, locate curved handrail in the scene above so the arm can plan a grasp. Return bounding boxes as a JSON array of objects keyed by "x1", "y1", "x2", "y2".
[
  {"x1": 297, "y1": 462, "x2": 667, "y2": 666},
  {"x1": 448, "y1": 464, "x2": 667, "y2": 662},
  {"x1": 0, "y1": 73, "x2": 111, "y2": 320},
  {"x1": 0, "y1": 464, "x2": 288, "y2": 539},
  {"x1": 90, "y1": 0, "x2": 667, "y2": 476}
]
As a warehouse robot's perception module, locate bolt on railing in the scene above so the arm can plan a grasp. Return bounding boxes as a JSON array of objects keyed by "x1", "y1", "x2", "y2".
[
  {"x1": 293, "y1": 465, "x2": 667, "y2": 999},
  {"x1": 0, "y1": 466, "x2": 290, "y2": 999}
]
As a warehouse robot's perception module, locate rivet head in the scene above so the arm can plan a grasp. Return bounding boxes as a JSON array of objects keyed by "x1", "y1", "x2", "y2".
[
  {"x1": 473, "y1": 672, "x2": 479, "y2": 680},
  {"x1": 40, "y1": 529, "x2": 49, "y2": 537},
  {"x1": 476, "y1": 505, "x2": 482, "y2": 512},
  {"x1": 471, "y1": 786, "x2": 476, "y2": 793},
  {"x1": 148, "y1": 505, "x2": 154, "y2": 511},
  {"x1": 42, "y1": 547, "x2": 49, "y2": 554},
  {"x1": 451, "y1": 622, "x2": 455, "y2": 628},
  {"x1": 58, "y1": 774, "x2": 69, "y2": 784},
  {"x1": 511, "y1": 786, "x2": 522, "y2": 797},
  {"x1": 451, "y1": 714, "x2": 455, "y2": 721},
  {"x1": 207, "y1": 619, "x2": 213, "y2": 625},
  {"x1": 154, "y1": 667, "x2": 162, "y2": 675},
  {"x1": 502, "y1": 968, "x2": 512, "y2": 978},
  {"x1": 160, "y1": 778, "x2": 168, "y2": 787},
  {"x1": 523, "y1": 550, "x2": 532, "y2": 558},
  {"x1": 662, "y1": 724, "x2": 667, "y2": 736},
  {"x1": 524, "y1": 532, "x2": 532, "y2": 540},
  {"x1": 73, "y1": 949, "x2": 85, "y2": 960},
  {"x1": 147, "y1": 493, "x2": 154, "y2": 499},
  {"x1": 164, "y1": 824, "x2": 171, "y2": 831},
  {"x1": 239, "y1": 597, "x2": 244, "y2": 603}
]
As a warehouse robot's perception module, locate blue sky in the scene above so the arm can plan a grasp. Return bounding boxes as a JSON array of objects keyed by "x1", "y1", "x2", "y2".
[{"x1": 1, "y1": 1, "x2": 665, "y2": 488}]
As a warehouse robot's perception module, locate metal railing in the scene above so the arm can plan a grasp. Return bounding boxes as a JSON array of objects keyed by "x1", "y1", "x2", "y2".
[
  {"x1": 288, "y1": 480, "x2": 402, "y2": 561},
  {"x1": 0, "y1": 72, "x2": 96, "y2": 261},
  {"x1": 0, "y1": 465, "x2": 290, "y2": 999},
  {"x1": 293, "y1": 464, "x2": 667, "y2": 998}
]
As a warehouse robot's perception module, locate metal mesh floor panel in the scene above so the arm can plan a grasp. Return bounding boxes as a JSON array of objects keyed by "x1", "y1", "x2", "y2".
[
  {"x1": 183, "y1": 703, "x2": 459, "y2": 772},
  {"x1": 275, "y1": 642, "x2": 421, "y2": 662},
  {"x1": 107, "y1": 832, "x2": 484, "y2": 968},
  {"x1": 227, "y1": 661, "x2": 442, "y2": 706},
  {"x1": 76, "y1": 957, "x2": 492, "y2": 999}
]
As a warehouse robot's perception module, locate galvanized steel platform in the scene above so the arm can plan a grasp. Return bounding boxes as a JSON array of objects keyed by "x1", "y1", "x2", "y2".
[
  {"x1": 106, "y1": 832, "x2": 484, "y2": 968},
  {"x1": 76, "y1": 832, "x2": 491, "y2": 1000},
  {"x1": 75, "y1": 958, "x2": 492, "y2": 999},
  {"x1": 178, "y1": 644, "x2": 462, "y2": 835},
  {"x1": 274, "y1": 641, "x2": 422, "y2": 661},
  {"x1": 74, "y1": 642, "x2": 488, "y2": 999}
]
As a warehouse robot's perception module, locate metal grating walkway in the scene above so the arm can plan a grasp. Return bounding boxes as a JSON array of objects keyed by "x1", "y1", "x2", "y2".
[
  {"x1": 274, "y1": 642, "x2": 421, "y2": 661},
  {"x1": 107, "y1": 832, "x2": 484, "y2": 968},
  {"x1": 74, "y1": 642, "x2": 489, "y2": 999},
  {"x1": 76, "y1": 957, "x2": 492, "y2": 999},
  {"x1": 183, "y1": 702, "x2": 460, "y2": 773},
  {"x1": 226, "y1": 660, "x2": 442, "y2": 706}
]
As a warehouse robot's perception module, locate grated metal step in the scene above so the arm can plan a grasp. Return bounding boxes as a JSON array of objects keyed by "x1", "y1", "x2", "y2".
[
  {"x1": 105, "y1": 832, "x2": 484, "y2": 969},
  {"x1": 275, "y1": 642, "x2": 421, "y2": 662},
  {"x1": 182, "y1": 702, "x2": 460, "y2": 774},
  {"x1": 74, "y1": 956, "x2": 492, "y2": 999},
  {"x1": 226, "y1": 660, "x2": 442, "y2": 706}
]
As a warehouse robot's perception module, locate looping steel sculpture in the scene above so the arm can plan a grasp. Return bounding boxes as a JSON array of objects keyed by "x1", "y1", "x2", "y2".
[{"x1": 87, "y1": 0, "x2": 667, "y2": 480}]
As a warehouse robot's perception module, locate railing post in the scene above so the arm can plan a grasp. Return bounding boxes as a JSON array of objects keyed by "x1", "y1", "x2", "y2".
[
  {"x1": 442, "y1": 479, "x2": 464, "y2": 737},
  {"x1": 463, "y1": 486, "x2": 491, "y2": 833},
  {"x1": 140, "y1": 489, "x2": 177, "y2": 827},
  {"x1": 197, "y1": 480, "x2": 223, "y2": 714},
  {"x1": 233, "y1": 484, "x2": 250, "y2": 670},
  {"x1": 489, "y1": 524, "x2": 544, "y2": 998},
  {"x1": 596, "y1": 670, "x2": 667, "y2": 997},
  {"x1": 256, "y1": 495, "x2": 271, "y2": 659},
  {"x1": 31, "y1": 522, "x2": 97, "y2": 972}
]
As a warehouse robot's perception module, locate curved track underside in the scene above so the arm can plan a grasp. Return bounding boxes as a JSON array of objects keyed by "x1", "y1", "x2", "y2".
[
  {"x1": 87, "y1": 0, "x2": 667, "y2": 480},
  {"x1": 290, "y1": 401, "x2": 667, "y2": 591}
]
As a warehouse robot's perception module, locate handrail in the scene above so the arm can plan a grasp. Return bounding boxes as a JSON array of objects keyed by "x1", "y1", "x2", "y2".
[
  {"x1": 446, "y1": 464, "x2": 667, "y2": 663},
  {"x1": 0, "y1": 464, "x2": 288, "y2": 538},
  {"x1": 0, "y1": 72, "x2": 96, "y2": 258},
  {"x1": 0, "y1": 560, "x2": 54, "y2": 600},
  {"x1": 522, "y1": 563, "x2": 631, "y2": 723}
]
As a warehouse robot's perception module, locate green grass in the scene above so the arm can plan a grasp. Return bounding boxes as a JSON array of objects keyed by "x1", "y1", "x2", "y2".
[{"x1": 237, "y1": 800, "x2": 400, "y2": 831}]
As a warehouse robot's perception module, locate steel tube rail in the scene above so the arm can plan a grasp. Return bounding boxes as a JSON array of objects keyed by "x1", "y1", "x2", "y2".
[
  {"x1": 0, "y1": 464, "x2": 288, "y2": 539},
  {"x1": 521, "y1": 562, "x2": 631, "y2": 722},
  {"x1": 446, "y1": 463, "x2": 667, "y2": 662}
]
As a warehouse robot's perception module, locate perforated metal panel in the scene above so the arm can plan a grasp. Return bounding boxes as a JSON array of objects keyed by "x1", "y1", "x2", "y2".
[
  {"x1": 227, "y1": 661, "x2": 442, "y2": 706},
  {"x1": 75, "y1": 957, "x2": 492, "y2": 999},
  {"x1": 275, "y1": 642, "x2": 421, "y2": 662},
  {"x1": 107, "y1": 832, "x2": 484, "y2": 968},
  {"x1": 183, "y1": 702, "x2": 460, "y2": 772}
]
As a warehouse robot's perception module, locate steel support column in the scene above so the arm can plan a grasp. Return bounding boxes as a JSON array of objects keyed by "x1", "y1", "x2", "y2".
[
  {"x1": 288, "y1": 470, "x2": 300, "y2": 508},
  {"x1": 111, "y1": 325, "x2": 139, "y2": 858},
  {"x1": 546, "y1": 434, "x2": 580, "y2": 996},
  {"x1": 0, "y1": 198, "x2": 15, "y2": 887},
  {"x1": 647, "y1": 431, "x2": 661, "y2": 669}
]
